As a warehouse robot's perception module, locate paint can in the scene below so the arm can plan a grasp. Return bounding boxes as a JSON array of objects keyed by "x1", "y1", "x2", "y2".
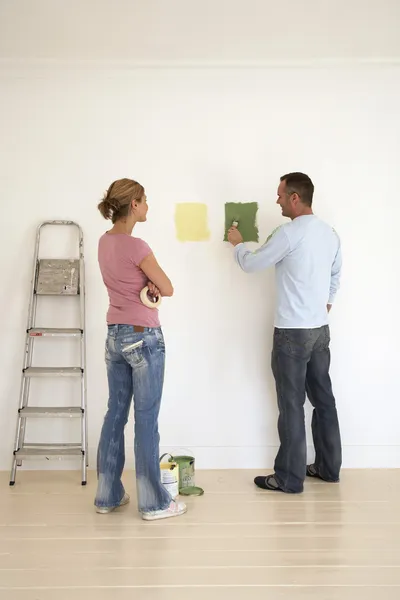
[
  {"x1": 159, "y1": 454, "x2": 179, "y2": 499},
  {"x1": 168, "y1": 454, "x2": 203, "y2": 495},
  {"x1": 172, "y1": 455, "x2": 196, "y2": 489}
]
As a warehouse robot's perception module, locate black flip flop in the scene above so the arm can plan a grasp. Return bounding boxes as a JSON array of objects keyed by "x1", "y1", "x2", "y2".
[
  {"x1": 306, "y1": 464, "x2": 320, "y2": 478},
  {"x1": 254, "y1": 474, "x2": 284, "y2": 492},
  {"x1": 306, "y1": 464, "x2": 339, "y2": 483}
]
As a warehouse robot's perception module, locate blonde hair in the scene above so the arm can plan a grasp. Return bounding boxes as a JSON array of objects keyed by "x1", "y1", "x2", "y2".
[{"x1": 98, "y1": 178, "x2": 145, "y2": 223}]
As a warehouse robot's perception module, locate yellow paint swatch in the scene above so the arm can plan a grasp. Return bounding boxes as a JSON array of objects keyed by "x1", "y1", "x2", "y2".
[{"x1": 174, "y1": 203, "x2": 210, "y2": 242}]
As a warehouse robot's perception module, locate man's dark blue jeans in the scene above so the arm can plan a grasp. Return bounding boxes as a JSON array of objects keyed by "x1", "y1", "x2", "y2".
[{"x1": 272, "y1": 325, "x2": 342, "y2": 493}]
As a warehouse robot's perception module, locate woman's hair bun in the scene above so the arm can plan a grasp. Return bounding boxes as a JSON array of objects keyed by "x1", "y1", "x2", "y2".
[{"x1": 98, "y1": 191, "x2": 120, "y2": 220}]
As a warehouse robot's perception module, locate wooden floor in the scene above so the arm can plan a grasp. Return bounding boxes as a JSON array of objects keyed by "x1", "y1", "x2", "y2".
[{"x1": 0, "y1": 469, "x2": 399, "y2": 599}]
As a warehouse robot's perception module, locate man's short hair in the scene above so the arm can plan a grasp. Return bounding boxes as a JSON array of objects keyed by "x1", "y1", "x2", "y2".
[{"x1": 280, "y1": 172, "x2": 314, "y2": 207}]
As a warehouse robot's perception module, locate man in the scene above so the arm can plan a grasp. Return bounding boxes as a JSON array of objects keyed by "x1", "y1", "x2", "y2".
[{"x1": 228, "y1": 173, "x2": 342, "y2": 494}]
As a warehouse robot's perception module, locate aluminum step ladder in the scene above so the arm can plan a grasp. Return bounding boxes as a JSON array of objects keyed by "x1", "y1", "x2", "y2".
[{"x1": 10, "y1": 221, "x2": 88, "y2": 486}]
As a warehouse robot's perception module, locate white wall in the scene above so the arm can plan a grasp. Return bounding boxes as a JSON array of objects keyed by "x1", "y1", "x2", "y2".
[
  {"x1": 0, "y1": 1, "x2": 399, "y2": 473},
  {"x1": 1, "y1": 0, "x2": 400, "y2": 64}
]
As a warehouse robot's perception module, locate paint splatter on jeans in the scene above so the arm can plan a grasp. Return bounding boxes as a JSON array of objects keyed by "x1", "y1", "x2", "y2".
[
  {"x1": 272, "y1": 326, "x2": 342, "y2": 493},
  {"x1": 95, "y1": 325, "x2": 171, "y2": 512}
]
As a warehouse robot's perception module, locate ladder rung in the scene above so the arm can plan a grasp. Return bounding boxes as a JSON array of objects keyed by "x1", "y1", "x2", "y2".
[
  {"x1": 35, "y1": 290, "x2": 80, "y2": 296},
  {"x1": 28, "y1": 328, "x2": 83, "y2": 337},
  {"x1": 19, "y1": 407, "x2": 83, "y2": 418},
  {"x1": 23, "y1": 367, "x2": 83, "y2": 377},
  {"x1": 15, "y1": 444, "x2": 83, "y2": 459}
]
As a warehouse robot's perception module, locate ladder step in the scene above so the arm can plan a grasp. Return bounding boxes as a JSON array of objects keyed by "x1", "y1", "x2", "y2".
[
  {"x1": 36, "y1": 259, "x2": 79, "y2": 295},
  {"x1": 28, "y1": 328, "x2": 83, "y2": 337},
  {"x1": 19, "y1": 407, "x2": 83, "y2": 418},
  {"x1": 15, "y1": 444, "x2": 83, "y2": 459},
  {"x1": 23, "y1": 367, "x2": 83, "y2": 377}
]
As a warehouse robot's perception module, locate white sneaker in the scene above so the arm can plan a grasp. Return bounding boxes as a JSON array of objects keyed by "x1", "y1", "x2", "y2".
[
  {"x1": 141, "y1": 500, "x2": 187, "y2": 521},
  {"x1": 96, "y1": 493, "x2": 130, "y2": 514}
]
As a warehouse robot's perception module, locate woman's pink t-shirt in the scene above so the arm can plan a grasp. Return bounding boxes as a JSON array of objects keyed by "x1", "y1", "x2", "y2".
[{"x1": 98, "y1": 233, "x2": 161, "y2": 328}]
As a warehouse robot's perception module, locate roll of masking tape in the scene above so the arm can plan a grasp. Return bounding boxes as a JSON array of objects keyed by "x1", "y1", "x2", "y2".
[{"x1": 140, "y1": 286, "x2": 162, "y2": 309}]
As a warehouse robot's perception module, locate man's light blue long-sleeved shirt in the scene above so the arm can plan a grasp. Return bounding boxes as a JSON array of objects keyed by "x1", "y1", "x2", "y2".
[{"x1": 234, "y1": 215, "x2": 342, "y2": 329}]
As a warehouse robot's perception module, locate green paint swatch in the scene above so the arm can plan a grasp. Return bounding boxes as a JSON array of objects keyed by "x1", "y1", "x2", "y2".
[{"x1": 223, "y1": 202, "x2": 259, "y2": 242}]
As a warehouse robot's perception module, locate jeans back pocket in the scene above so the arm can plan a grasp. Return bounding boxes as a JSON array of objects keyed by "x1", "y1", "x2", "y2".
[{"x1": 121, "y1": 338, "x2": 145, "y2": 367}]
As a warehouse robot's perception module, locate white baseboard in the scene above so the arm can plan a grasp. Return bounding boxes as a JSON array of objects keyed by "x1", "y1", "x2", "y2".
[{"x1": 2, "y1": 445, "x2": 400, "y2": 472}]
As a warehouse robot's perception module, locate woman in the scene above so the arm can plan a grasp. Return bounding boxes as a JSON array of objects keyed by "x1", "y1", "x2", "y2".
[{"x1": 94, "y1": 178, "x2": 187, "y2": 521}]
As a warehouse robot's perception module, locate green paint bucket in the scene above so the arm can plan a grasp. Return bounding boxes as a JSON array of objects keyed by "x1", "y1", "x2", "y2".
[{"x1": 168, "y1": 454, "x2": 204, "y2": 496}]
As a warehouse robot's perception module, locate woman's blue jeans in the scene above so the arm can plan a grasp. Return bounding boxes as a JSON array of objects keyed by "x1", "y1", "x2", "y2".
[{"x1": 95, "y1": 325, "x2": 171, "y2": 513}]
